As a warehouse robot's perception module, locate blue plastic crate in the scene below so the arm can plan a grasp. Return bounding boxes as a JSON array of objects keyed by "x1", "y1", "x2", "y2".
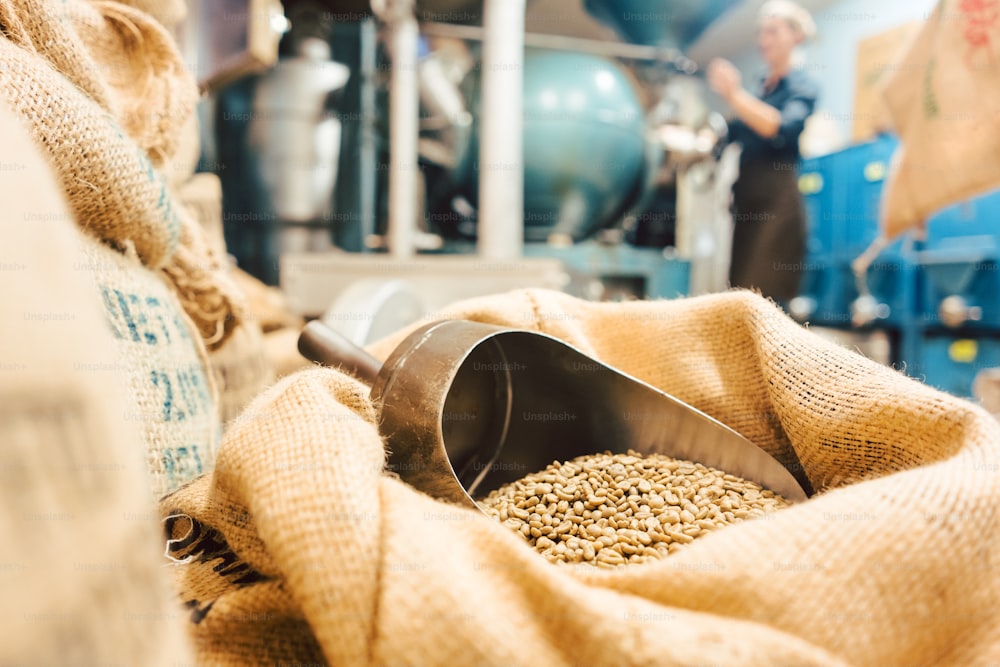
[
  {"x1": 810, "y1": 261, "x2": 854, "y2": 326},
  {"x1": 798, "y1": 156, "x2": 834, "y2": 257},
  {"x1": 910, "y1": 335, "x2": 1000, "y2": 398},
  {"x1": 865, "y1": 238, "x2": 919, "y2": 328},
  {"x1": 920, "y1": 188, "x2": 1000, "y2": 329},
  {"x1": 796, "y1": 135, "x2": 902, "y2": 326},
  {"x1": 834, "y1": 134, "x2": 898, "y2": 258}
]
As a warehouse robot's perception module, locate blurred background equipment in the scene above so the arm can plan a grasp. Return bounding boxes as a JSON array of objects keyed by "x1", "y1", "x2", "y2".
[
  {"x1": 252, "y1": 37, "x2": 351, "y2": 251},
  {"x1": 458, "y1": 48, "x2": 653, "y2": 244},
  {"x1": 206, "y1": 0, "x2": 739, "y2": 311},
  {"x1": 584, "y1": 0, "x2": 740, "y2": 51},
  {"x1": 789, "y1": 133, "x2": 1000, "y2": 399},
  {"x1": 189, "y1": 0, "x2": 1000, "y2": 400}
]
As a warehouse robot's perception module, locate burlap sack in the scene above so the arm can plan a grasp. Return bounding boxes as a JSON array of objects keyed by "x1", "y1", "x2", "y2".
[
  {"x1": 175, "y1": 171, "x2": 280, "y2": 423},
  {"x1": 177, "y1": 174, "x2": 278, "y2": 424},
  {"x1": 231, "y1": 267, "x2": 308, "y2": 334},
  {"x1": 179, "y1": 172, "x2": 228, "y2": 258},
  {"x1": 0, "y1": 95, "x2": 192, "y2": 666},
  {"x1": 208, "y1": 319, "x2": 275, "y2": 426},
  {"x1": 880, "y1": 1, "x2": 1000, "y2": 238},
  {"x1": 76, "y1": 235, "x2": 220, "y2": 497},
  {"x1": 263, "y1": 327, "x2": 315, "y2": 378},
  {"x1": 0, "y1": 0, "x2": 242, "y2": 348},
  {"x1": 228, "y1": 266, "x2": 312, "y2": 381},
  {"x1": 161, "y1": 288, "x2": 1000, "y2": 666}
]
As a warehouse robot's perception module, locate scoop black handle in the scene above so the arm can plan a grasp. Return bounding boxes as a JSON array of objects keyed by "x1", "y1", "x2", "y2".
[{"x1": 298, "y1": 320, "x2": 383, "y2": 386}]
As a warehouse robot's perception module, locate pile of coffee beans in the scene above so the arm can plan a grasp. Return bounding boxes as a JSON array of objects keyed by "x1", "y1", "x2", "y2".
[{"x1": 478, "y1": 450, "x2": 791, "y2": 567}]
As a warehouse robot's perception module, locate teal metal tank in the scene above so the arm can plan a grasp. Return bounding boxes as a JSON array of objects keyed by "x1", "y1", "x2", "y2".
[{"x1": 463, "y1": 49, "x2": 654, "y2": 242}]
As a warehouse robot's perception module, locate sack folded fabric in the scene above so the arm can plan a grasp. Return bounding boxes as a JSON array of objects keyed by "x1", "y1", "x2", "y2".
[
  {"x1": 162, "y1": 289, "x2": 1000, "y2": 667},
  {"x1": 0, "y1": 0, "x2": 286, "y2": 494}
]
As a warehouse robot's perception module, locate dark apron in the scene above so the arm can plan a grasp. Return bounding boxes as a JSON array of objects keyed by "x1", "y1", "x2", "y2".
[{"x1": 729, "y1": 160, "x2": 807, "y2": 303}]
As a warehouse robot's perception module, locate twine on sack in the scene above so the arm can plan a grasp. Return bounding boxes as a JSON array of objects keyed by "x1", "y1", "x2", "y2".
[
  {"x1": 0, "y1": 2, "x2": 31, "y2": 46},
  {"x1": 0, "y1": 0, "x2": 242, "y2": 349},
  {"x1": 164, "y1": 214, "x2": 246, "y2": 349},
  {"x1": 86, "y1": 1, "x2": 195, "y2": 167},
  {"x1": 163, "y1": 514, "x2": 198, "y2": 565}
]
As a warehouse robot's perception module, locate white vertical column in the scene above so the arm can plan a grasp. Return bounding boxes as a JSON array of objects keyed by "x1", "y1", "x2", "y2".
[
  {"x1": 386, "y1": 0, "x2": 419, "y2": 258},
  {"x1": 478, "y1": 0, "x2": 525, "y2": 260}
]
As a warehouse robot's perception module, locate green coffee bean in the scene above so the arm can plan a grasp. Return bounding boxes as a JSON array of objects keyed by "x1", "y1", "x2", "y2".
[{"x1": 479, "y1": 450, "x2": 790, "y2": 567}]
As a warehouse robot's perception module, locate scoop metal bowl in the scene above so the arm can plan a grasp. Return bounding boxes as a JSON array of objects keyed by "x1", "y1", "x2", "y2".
[{"x1": 299, "y1": 319, "x2": 809, "y2": 508}]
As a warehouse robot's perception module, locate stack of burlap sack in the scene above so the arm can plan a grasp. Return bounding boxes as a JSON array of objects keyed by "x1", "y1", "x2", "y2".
[
  {"x1": 4, "y1": 2, "x2": 1000, "y2": 666},
  {"x1": 0, "y1": 2, "x2": 303, "y2": 661},
  {"x1": 0, "y1": 0, "x2": 310, "y2": 497},
  {"x1": 0, "y1": 45, "x2": 192, "y2": 666}
]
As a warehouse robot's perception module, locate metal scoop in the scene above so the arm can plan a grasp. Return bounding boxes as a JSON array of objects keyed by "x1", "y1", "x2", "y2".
[{"x1": 299, "y1": 319, "x2": 809, "y2": 508}]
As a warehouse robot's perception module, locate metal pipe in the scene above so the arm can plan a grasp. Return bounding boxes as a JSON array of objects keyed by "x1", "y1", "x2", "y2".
[
  {"x1": 358, "y1": 17, "x2": 379, "y2": 251},
  {"x1": 421, "y1": 21, "x2": 697, "y2": 73},
  {"x1": 477, "y1": 0, "x2": 525, "y2": 260},
  {"x1": 382, "y1": 0, "x2": 419, "y2": 258}
]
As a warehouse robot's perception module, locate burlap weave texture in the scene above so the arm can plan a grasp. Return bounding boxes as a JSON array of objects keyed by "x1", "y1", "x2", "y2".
[
  {"x1": 163, "y1": 288, "x2": 1000, "y2": 667},
  {"x1": 0, "y1": 0, "x2": 242, "y2": 348}
]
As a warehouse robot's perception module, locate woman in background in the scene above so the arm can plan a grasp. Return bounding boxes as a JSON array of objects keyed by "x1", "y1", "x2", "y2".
[{"x1": 708, "y1": 0, "x2": 819, "y2": 303}]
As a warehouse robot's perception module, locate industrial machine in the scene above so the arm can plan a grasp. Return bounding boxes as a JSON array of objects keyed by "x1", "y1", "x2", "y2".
[
  {"x1": 459, "y1": 48, "x2": 655, "y2": 244},
  {"x1": 914, "y1": 191, "x2": 1000, "y2": 397},
  {"x1": 211, "y1": 0, "x2": 741, "y2": 336},
  {"x1": 790, "y1": 134, "x2": 913, "y2": 368},
  {"x1": 790, "y1": 133, "x2": 1000, "y2": 398},
  {"x1": 792, "y1": 135, "x2": 900, "y2": 327}
]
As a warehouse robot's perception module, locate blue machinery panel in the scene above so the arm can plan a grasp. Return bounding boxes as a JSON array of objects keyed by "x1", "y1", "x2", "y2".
[
  {"x1": 912, "y1": 337, "x2": 1000, "y2": 398},
  {"x1": 796, "y1": 134, "x2": 1000, "y2": 398}
]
